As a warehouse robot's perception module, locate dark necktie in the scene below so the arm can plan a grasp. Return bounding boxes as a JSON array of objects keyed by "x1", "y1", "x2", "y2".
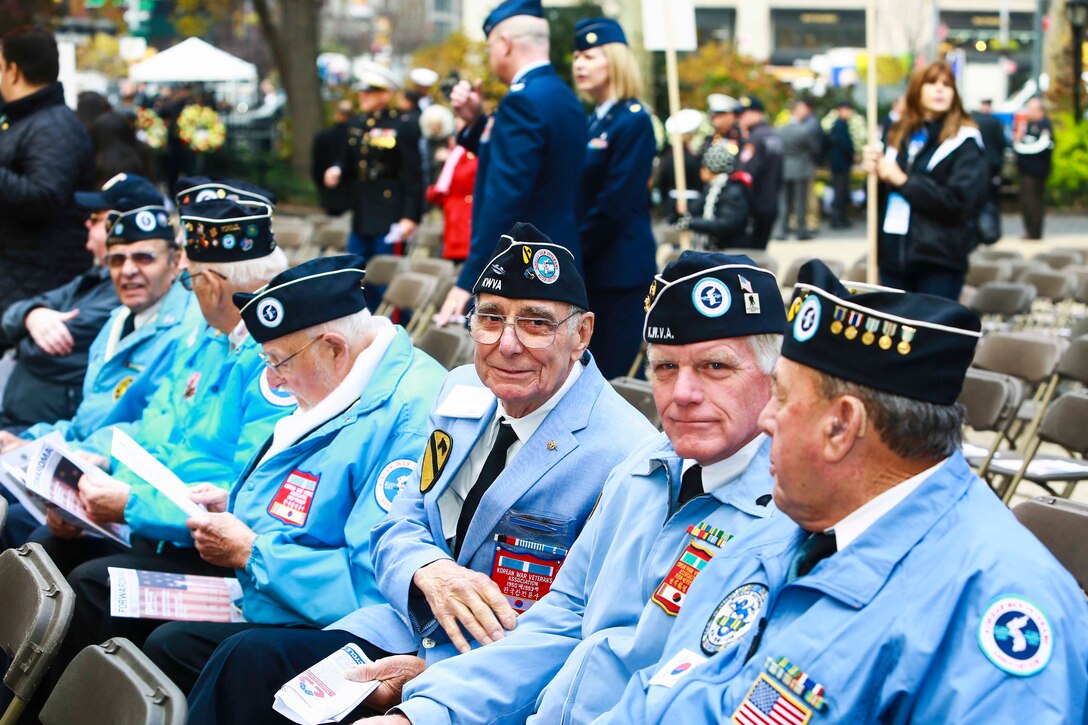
[
  {"x1": 678, "y1": 464, "x2": 704, "y2": 508},
  {"x1": 791, "y1": 532, "x2": 837, "y2": 581},
  {"x1": 455, "y1": 421, "x2": 518, "y2": 557},
  {"x1": 120, "y1": 312, "x2": 136, "y2": 339}
]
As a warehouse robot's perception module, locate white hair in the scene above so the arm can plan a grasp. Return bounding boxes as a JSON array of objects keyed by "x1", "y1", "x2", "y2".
[
  {"x1": 312, "y1": 308, "x2": 383, "y2": 344},
  {"x1": 498, "y1": 15, "x2": 550, "y2": 50},
  {"x1": 193, "y1": 247, "x2": 288, "y2": 292},
  {"x1": 644, "y1": 333, "x2": 782, "y2": 374}
]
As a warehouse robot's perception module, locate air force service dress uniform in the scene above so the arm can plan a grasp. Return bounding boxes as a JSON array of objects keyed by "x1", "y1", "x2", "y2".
[
  {"x1": 573, "y1": 18, "x2": 658, "y2": 380},
  {"x1": 599, "y1": 262, "x2": 1088, "y2": 724},
  {"x1": 140, "y1": 256, "x2": 446, "y2": 692},
  {"x1": 396, "y1": 253, "x2": 786, "y2": 725},
  {"x1": 454, "y1": 0, "x2": 587, "y2": 293},
  {"x1": 183, "y1": 227, "x2": 657, "y2": 725}
]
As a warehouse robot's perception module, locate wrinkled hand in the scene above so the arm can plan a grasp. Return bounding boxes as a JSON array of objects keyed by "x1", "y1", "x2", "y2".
[
  {"x1": 672, "y1": 213, "x2": 693, "y2": 232},
  {"x1": 449, "y1": 79, "x2": 483, "y2": 127},
  {"x1": 26, "y1": 307, "x2": 79, "y2": 356},
  {"x1": 0, "y1": 431, "x2": 30, "y2": 453},
  {"x1": 46, "y1": 508, "x2": 83, "y2": 539},
  {"x1": 188, "y1": 483, "x2": 229, "y2": 513},
  {"x1": 77, "y1": 473, "x2": 129, "y2": 524},
  {"x1": 433, "y1": 286, "x2": 472, "y2": 328},
  {"x1": 344, "y1": 655, "x2": 425, "y2": 712},
  {"x1": 186, "y1": 512, "x2": 257, "y2": 569},
  {"x1": 412, "y1": 559, "x2": 517, "y2": 654},
  {"x1": 397, "y1": 218, "x2": 418, "y2": 243},
  {"x1": 324, "y1": 166, "x2": 343, "y2": 189}
]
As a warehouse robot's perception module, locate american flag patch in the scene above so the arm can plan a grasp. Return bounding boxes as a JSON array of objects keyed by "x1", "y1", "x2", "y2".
[{"x1": 732, "y1": 673, "x2": 811, "y2": 725}]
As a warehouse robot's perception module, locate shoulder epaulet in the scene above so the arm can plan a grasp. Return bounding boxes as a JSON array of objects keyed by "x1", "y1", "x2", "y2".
[
  {"x1": 729, "y1": 171, "x2": 753, "y2": 188},
  {"x1": 627, "y1": 100, "x2": 644, "y2": 114}
]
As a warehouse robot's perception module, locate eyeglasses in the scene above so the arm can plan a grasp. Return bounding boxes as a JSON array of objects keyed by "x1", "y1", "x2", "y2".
[
  {"x1": 257, "y1": 334, "x2": 324, "y2": 371},
  {"x1": 87, "y1": 211, "x2": 109, "y2": 224},
  {"x1": 105, "y1": 250, "x2": 162, "y2": 269},
  {"x1": 467, "y1": 311, "x2": 580, "y2": 349},
  {"x1": 179, "y1": 268, "x2": 228, "y2": 291}
]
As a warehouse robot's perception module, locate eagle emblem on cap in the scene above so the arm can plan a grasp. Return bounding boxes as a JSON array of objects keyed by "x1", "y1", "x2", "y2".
[{"x1": 644, "y1": 280, "x2": 658, "y2": 312}]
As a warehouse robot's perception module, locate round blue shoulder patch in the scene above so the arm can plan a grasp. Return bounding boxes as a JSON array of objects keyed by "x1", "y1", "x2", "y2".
[
  {"x1": 375, "y1": 459, "x2": 417, "y2": 512},
  {"x1": 978, "y1": 595, "x2": 1053, "y2": 676},
  {"x1": 701, "y1": 582, "x2": 768, "y2": 655},
  {"x1": 792, "y1": 295, "x2": 821, "y2": 342}
]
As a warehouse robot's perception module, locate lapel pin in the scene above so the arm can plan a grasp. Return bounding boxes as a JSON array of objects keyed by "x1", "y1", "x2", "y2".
[{"x1": 547, "y1": 441, "x2": 557, "y2": 451}]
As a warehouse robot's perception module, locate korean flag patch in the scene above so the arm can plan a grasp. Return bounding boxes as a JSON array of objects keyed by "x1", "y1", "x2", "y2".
[{"x1": 978, "y1": 595, "x2": 1053, "y2": 676}]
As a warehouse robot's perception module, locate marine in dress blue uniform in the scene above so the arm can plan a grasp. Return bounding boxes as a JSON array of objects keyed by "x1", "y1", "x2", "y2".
[
  {"x1": 395, "y1": 253, "x2": 787, "y2": 725},
  {"x1": 599, "y1": 261, "x2": 1088, "y2": 724},
  {"x1": 573, "y1": 18, "x2": 658, "y2": 380},
  {"x1": 184, "y1": 224, "x2": 657, "y2": 725},
  {"x1": 138, "y1": 255, "x2": 446, "y2": 692},
  {"x1": 452, "y1": 0, "x2": 587, "y2": 295}
]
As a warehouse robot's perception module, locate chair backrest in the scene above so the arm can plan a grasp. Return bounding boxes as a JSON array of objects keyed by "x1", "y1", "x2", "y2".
[
  {"x1": 412, "y1": 228, "x2": 443, "y2": 258},
  {"x1": 415, "y1": 326, "x2": 470, "y2": 370},
  {"x1": 719, "y1": 248, "x2": 779, "y2": 275},
  {"x1": 957, "y1": 368, "x2": 1025, "y2": 432},
  {"x1": 1021, "y1": 270, "x2": 1074, "y2": 301},
  {"x1": 1033, "y1": 250, "x2": 1082, "y2": 270},
  {"x1": 365, "y1": 255, "x2": 404, "y2": 287},
  {"x1": 382, "y1": 272, "x2": 438, "y2": 312},
  {"x1": 968, "y1": 282, "x2": 1036, "y2": 317},
  {"x1": 1057, "y1": 335, "x2": 1088, "y2": 386},
  {"x1": 1013, "y1": 496, "x2": 1088, "y2": 594},
  {"x1": 1072, "y1": 317, "x2": 1088, "y2": 340},
  {"x1": 972, "y1": 332, "x2": 1064, "y2": 385},
  {"x1": 0, "y1": 496, "x2": 7, "y2": 536},
  {"x1": 1010, "y1": 259, "x2": 1048, "y2": 281},
  {"x1": 0, "y1": 544, "x2": 75, "y2": 705},
  {"x1": 609, "y1": 376, "x2": 661, "y2": 428},
  {"x1": 407, "y1": 257, "x2": 456, "y2": 280},
  {"x1": 39, "y1": 638, "x2": 187, "y2": 725},
  {"x1": 965, "y1": 260, "x2": 1011, "y2": 288},
  {"x1": 1037, "y1": 391, "x2": 1088, "y2": 454},
  {"x1": 842, "y1": 255, "x2": 869, "y2": 283},
  {"x1": 973, "y1": 248, "x2": 1023, "y2": 262},
  {"x1": 273, "y1": 226, "x2": 314, "y2": 251},
  {"x1": 779, "y1": 257, "x2": 845, "y2": 288},
  {"x1": 313, "y1": 224, "x2": 349, "y2": 252},
  {"x1": 1075, "y1": 277, "x2": 1088, "y2": 306}
]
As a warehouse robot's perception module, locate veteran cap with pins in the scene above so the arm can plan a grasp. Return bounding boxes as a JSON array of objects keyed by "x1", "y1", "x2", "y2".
[
  {"x1": 574, "y1": 17, "x2": 627, "y2": 50},
  {"x1": 180, "y1": 198, "x2": 276, "y2": 263},
  {"x1": 482, "y1": 0, "x2": 544, "y2": 37},
  {"x1": 175, "y1": 176, "x2": 277, "y2": 207},
  {"x1": 643, "y1": 251, "x2": 785, "y2": 344},
  {"x1": 782, "y1": 260, "x2": 982, "y2": 405},
  {"x1": 105, "y1": 200, "x2": 176, "y2": 247},
  {"x1": 75, "y1": 173, "x2": 164, "y2": 211},
  {"x1": 473, "y1": 222, "x2": 588, "y2": 309},
  {"x1": 234, "y1": 255, "x2": 369, "y2": 344}
]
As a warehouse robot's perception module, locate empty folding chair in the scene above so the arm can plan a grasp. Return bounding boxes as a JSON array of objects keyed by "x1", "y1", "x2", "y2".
[
  {"x1": 410, "y1": 228, "x2": 443, "y2": 259},
  {"x1": 1010, "y1": 259, "x2": 1048, "y2": 281},
  {"x1": 842, "y1": 255, "x2": 869, "y2": 283},
  {"x1": 375, "y1": 273, "x2": 438, "y2": 337},
  {"x1": 973, "y1": 248, "x2": 1022, "y2": 263},
  {"x1": 1033, "y1": 250, "x2": 1082, "y2": 270},
  {"x1": 407, "y1": 257, "x2": 456, "y2": 280},
  {"x1": 364, "y1": 255, "x2": 404, "y2": 289},
  {"x1": 313, "y1": 224, "x2": 350, "y2": 253},
  {"x1": 1050, "y1": 247, "x2": 1086, "y2": 264},
  {"x1": 957, "y1": 368, "x2": 1025, "y2": 470},
  {"x1": 720, "y1": 248, "x2": 779, "y2": 275},
  {"x1": 415, "y1": 326, "x2": 471, "y2": 370},
  {"x1": 989, "y1": 391, "x2": 1088, "y2": 503},
  {"x1": 0, "y1": 544, "x2": 75, "y2": 725},
  {"x1": 610, "y1": 376, "x2": 661, "y2": 429},
  {"x1": 1013, "y1": 496, "x2": 1088, "y2": 593},
  {"x1": 40, "y1": 638, "x2": 186, "y2": 725},
  {"x1": 779, "y1": 258, "x2": 844, "y2": 288},
  {"x1": 969, "y1": 282, "x2": 1036, "y2": 331},
  {"x1": 1022, "y1": 270, "x2": 1075, "y2": 303}
]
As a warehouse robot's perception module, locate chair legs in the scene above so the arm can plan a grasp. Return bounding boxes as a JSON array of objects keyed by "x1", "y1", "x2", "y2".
[{"x1": 0, "y1": 697, "x2": 27, "y2": 725}]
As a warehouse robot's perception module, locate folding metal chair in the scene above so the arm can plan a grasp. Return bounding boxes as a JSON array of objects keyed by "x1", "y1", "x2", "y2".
[
  {"x1": 1033, "y1": 250, "x2": 1082, "y2": 270},
  {"x1": 610, "y1": 376, "x2": 661, "y2": 429},
  {"x1": 364, "y1": 254, "x2": 405, "y2": 289},
  {"x1": 779, "y1": 258, "x2": 845, "y2": 289},
  {"x1": 969, "y1": 282, "x2": 1036, "y2": 331},
  {"x1": 965, "y1": 260, "x2": 1011, "y2": 288},
  {"x1": 375, "y1": 272, "x2": 439, "y2": 338},
  {"x1": 1013, "y1": 496, "x2": 1088, "y2": 594},
  {"x1": 0, "y1": 544, "x2": 75, "y2": 725},
  {"x1": 972, "y1": 248, "x2": 1022, "y2": 263},
  {"x1": 719, "y1": 248, "x2": 780, "y2": 276},
  {"x1": 415, "y1": 326, "x2": 472, "y2": 370},
  {"x1": 957, "y1": 368, "x2": 1025, "y2": 471},
  {"x1": 313, "y1": 224, "x2": 350, "y2": 253},
  {"x1": 40, "y1": 638, "x2": 186, "y2": 725},
  {"x1": 407, "y1": 257, "x2": 456, "y2": 280}
]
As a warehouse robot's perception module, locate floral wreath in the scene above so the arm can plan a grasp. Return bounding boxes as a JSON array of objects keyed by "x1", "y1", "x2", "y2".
[
  {"x1": 177, "y1": 104, "x2": 227, "y2": 153},
  {"x1": 134, "y1": 108, "x2": 167, "y2": 149}
]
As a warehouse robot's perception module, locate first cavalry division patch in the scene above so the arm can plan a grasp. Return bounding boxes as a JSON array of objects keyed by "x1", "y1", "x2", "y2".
[{"x1": 419, "y1": 430, "x2": 452, "y2": 494}]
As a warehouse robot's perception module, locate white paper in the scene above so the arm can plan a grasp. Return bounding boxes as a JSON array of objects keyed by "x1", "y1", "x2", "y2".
[
  {"x1": 883, "y1": 192, "x2": 911, "y2": 235},
  {"x1": 648, "y1": 648, "x2": 707, "y2": 688},
  {"x1": 641, "y1": 0, "x2": 697, "y2": 51},
  {"x1": 433, "y1": 384, "x2": 495, "y2": 419},
  {"x1": 272, "y1": 645, "x2": 380, "y2": 725},
  {"x1": 24, "y1": 440, "x2": 131, "y2": 546},
  {"x1": 0, "y1": 434, "x2": 64, "y2": 526},
  {"x1": 108, "y1": 567, "x2": 244, "y2": 622},
  {"x1": 110, "y1": 429, "x2": 206, "y2": 518}
]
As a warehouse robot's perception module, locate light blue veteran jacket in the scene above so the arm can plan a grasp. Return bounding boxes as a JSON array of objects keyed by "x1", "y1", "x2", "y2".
[
  {"x1": 599, "y1": 454, "x2": 1088, "y2": 725},
  {"x1": 328, "y1": 354, "x2": 657, "y2": 666},
  {"x1": 399, "y1": 432, "x2": 777, "y2": 725},
  {"x1": 229, "y1": 329, "x2": 445, "y2": 627}
]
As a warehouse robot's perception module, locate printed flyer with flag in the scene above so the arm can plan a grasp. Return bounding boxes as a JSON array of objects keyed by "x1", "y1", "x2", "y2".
[
  {"x1": 24, "y1": 439, "x2": 131, "y2": 546},
  {"x1": 273, "y1": 644, "x2": 380, "y2": 724},
  {"x1": 108, "y1": 567, "x2": 244, "y2": 622}
]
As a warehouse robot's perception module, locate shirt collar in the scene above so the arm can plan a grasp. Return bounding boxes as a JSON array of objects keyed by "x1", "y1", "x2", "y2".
[
  {"x1": 132, "y1": 297, "x2": 164, "y2": 331},
  {"x1": 228, "y1": 319, "x2": 250, "y2": 352},
  {"x1": 683, "y1": 433, "x2": 768, "y2": 494},
  {"x1": 498, "y1": 358, "x2": 583, "y2": 445},
  {"x1": 511, "y1": 60, "x2": 550, "y2": 86},
  {"x1": 594, "y1": 99, "x2": 616, "y2": 120},
  {"x1": 829, "y1": 457, "x2": 950, "y2": 551}
]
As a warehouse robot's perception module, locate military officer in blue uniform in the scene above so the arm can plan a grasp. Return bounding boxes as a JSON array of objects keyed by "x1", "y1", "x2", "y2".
[
  {"x1": 324, "y1": 68, "x2": 422, "y2": 309},
  {"x1": 599, "y1": 261, "x2": 1088, "y2": 724},
  {"x1": 184, "y1": 223, "x2": 657, "y2": 725},
  {"x1": 435, "y1": 0, "x2": 587, "y2": 324},
  {"x1": 132, "y1": 255, "x2": 446, "y2": 691},
  {"x1": 382, "y1": 253, "x2": 785, "y2": 725},
  {"x1": 570, "y1": 17, "x2": 657, "y2": 380}
]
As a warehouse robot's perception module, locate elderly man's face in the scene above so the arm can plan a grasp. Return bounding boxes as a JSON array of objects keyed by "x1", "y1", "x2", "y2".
[
  {"x1": 262, "y1": 331, "x2": 336, "y2": 411},
  {"x1": 759, "y1": 358, "x2": 838, "y2": 528},
  {"x1": 649, "y1": 338, "x2": 771, "y2": 466},
  {"x1": 473, "y1": 294, "x2": 592, "y2": 419},
  {"x1": 107, "y1": 239, "x2": 178, "y2": 314}
]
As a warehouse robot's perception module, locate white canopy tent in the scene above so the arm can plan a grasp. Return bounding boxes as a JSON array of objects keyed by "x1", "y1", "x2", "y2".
[{"x1": 129, "y1": 37, "x2": 258, "y2": 109}]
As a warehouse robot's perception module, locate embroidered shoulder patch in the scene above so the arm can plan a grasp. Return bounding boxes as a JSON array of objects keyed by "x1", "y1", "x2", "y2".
[
  {"x1": 375, "y1": 459, "x2": 417, "y2": 512},
  {"x1": 978, "y1": 595, "x2": 1053, "y2": 676}
]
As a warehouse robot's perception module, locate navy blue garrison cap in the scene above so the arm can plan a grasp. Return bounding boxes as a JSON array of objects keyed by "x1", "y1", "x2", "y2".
[
  {"x1": 782, "y1": 260, "x2": 982, "y2": 405},
  {"x1": 574, "y1": 17, "x2": 627, "y2": 50},
  {"x1": 180, "y1": 199, "x2": 276, "y2": 263},
  {"x1": 105, "y1": 203, "x2": 175, "y2": 247},
  {"x1": 234, "y1": 255, "x2": 368, "y2": 344},
  {"x1": 643, "y1": 251, "x2": 785, "y2": 344},
  {"x1": 175, "y1": 176, "x2": 276, "y2": 207},
  {"x1": 76, "y1": 173, "x2": 164, "y2": 211},
  {"x1": 473, "y1": 222, "x2": 588, "y2": 310},
  {"x1": 483, "y1": 0, "x2": 544, "y2": 37}
]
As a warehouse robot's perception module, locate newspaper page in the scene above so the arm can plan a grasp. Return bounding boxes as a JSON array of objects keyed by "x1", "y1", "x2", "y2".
[
  {"x1": 108, "y1": 567, "x2": 245, "y2": 622},
  {"x1": 110, "y1": 428, "x2": 205, "y2": 517},
  {"x1": 0, "y1": 433, "x2": 65, "y2": 525},
  {"x1": 24, "y1": 440, "x2": 131, "y2": 546},
  {"x1": 272, "y1": 644, "x2": 380, "y2": 725}
]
